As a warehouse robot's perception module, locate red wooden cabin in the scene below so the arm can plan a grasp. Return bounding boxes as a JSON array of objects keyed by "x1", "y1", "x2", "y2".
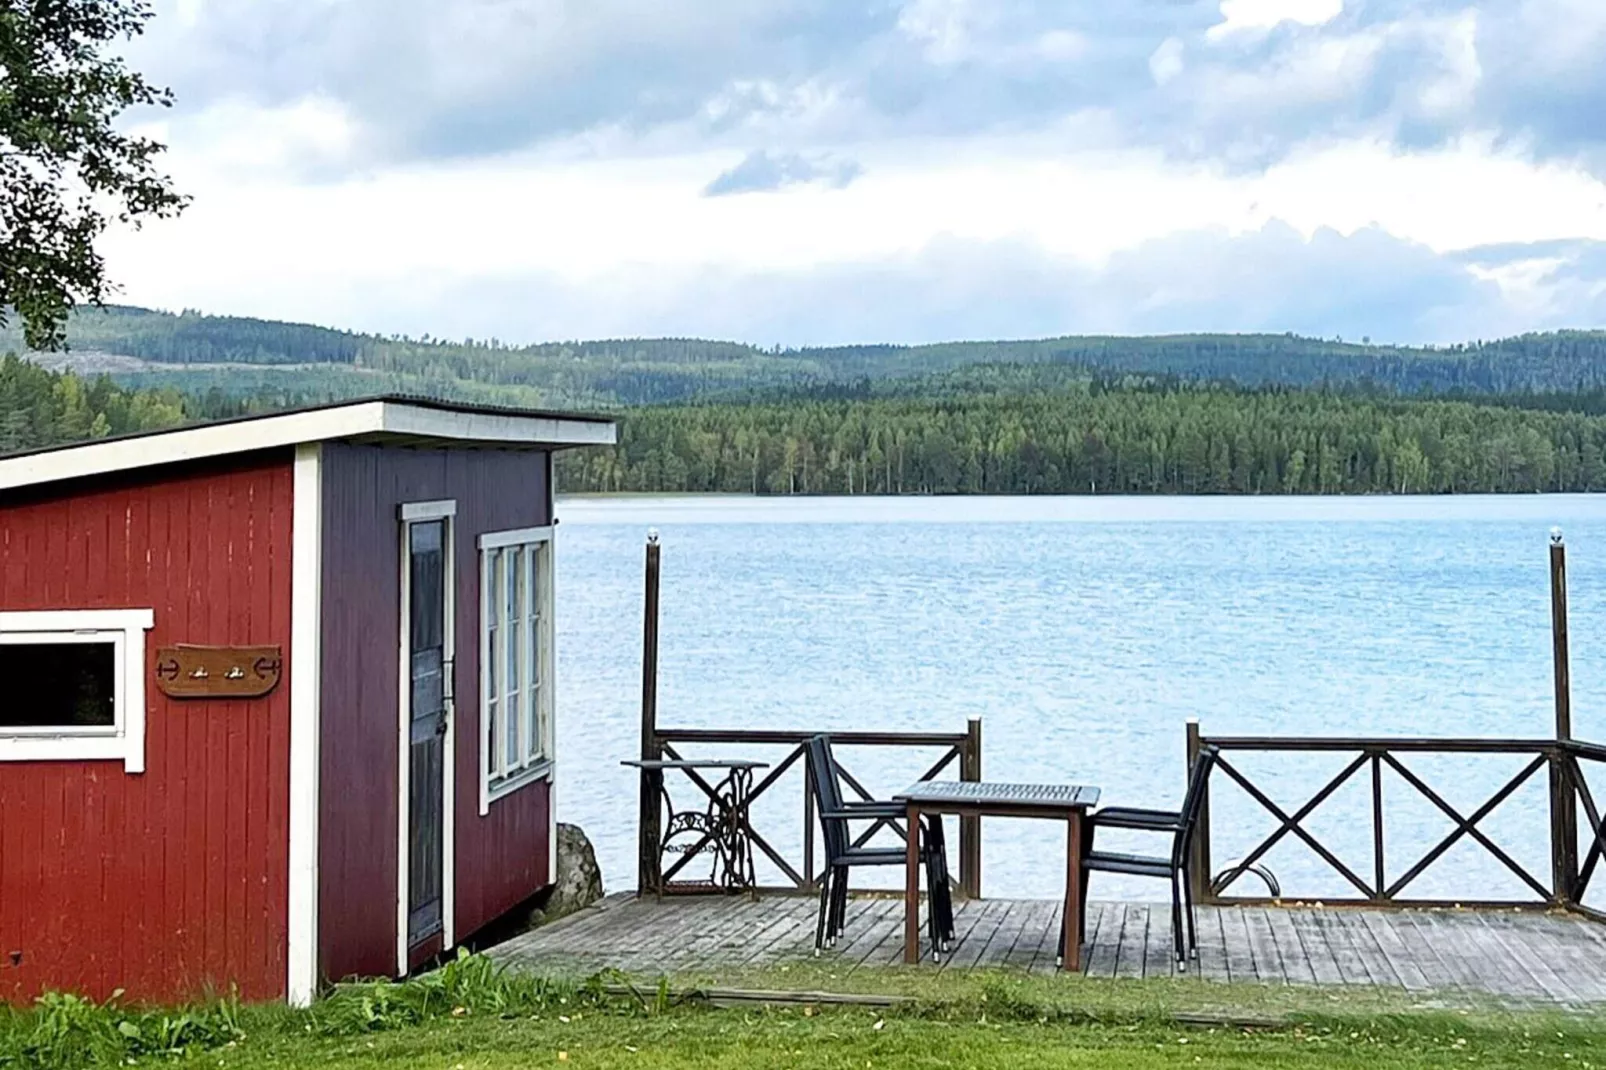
[{"x1": 0, "y1": 397, "x2": 616, "y2": 1006}]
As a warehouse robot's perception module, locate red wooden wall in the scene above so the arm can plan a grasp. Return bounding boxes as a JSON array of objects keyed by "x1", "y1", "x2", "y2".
[
  {"x1": 0, "y1": 454, "x2": 295, "y2": 1004},
  {"x1": 317, "y1": 443, "x2": 553, "y2": 983}
]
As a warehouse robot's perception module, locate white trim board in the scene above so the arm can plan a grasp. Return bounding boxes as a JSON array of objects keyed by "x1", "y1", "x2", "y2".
[
  {"x1": 0, "y1": 399, "x2": 617, "y2": 493},
  {"x1": 400, "y1": 500, "x2": 457, "y2": 522},
  {"x1": 477, "y1": 526, "x2": 552, "y2": 551},
  {"x1": 286, "y1": 444, "x2": 324, "y2": 1008},
  {"x1": 0, "y1": 609, "x2": 154, "y2": 771}
]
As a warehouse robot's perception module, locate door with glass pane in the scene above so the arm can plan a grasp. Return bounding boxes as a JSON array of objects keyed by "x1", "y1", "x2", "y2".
[{"x1": 406, "y1": 518, "x2": 449, "y2": 949}]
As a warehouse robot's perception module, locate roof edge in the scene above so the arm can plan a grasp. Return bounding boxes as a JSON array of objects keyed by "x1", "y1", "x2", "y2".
[{"x1": 0, "y1": 396, "x2": 618, "y2": 494}]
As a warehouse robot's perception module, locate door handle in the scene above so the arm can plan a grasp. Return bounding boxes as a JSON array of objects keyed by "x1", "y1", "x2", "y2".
[{"x1": 435, "y1": 714, "x2": 450, "y2": 738}]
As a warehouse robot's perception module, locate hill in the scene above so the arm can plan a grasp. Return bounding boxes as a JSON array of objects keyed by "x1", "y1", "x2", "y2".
[{"x1": 8, "y1": 305, "x2": 1606, "y2": 407}]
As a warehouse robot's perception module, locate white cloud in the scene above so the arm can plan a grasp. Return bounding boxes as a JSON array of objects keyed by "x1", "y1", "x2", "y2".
[
  {"x1": 897, "y1": 0, "x2": 982, "y2": 65},
  {"x1": 106, "y1": 221, "x2": 1574, "y2": 350},
  {"x1": 102, "y1": 130, "x2": 1606, "y2": 316},
  {"x1": 1149, "y1": 38, "x2": 1185, "y2": 87},
  {"x1": 1206, "y1": 0, "x2": 1344, "y2": 41},
  {"x1": 86, "y1": 0, "x2": 1606, "y2": 343}
]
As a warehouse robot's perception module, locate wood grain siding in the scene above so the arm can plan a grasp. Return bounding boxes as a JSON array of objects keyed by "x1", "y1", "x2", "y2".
[
  {"x1": 317, "y1": 444, "x2": 553, "y2": 983},
  {"x1": 0, "y1": 455, "x2": 295, "y2": 1004}
]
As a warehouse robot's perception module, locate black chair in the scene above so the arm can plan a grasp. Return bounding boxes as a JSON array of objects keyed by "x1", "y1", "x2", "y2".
[
  {"x1": 806, "y1": 735, "x2": 955, "y2": 957},
  {"x1": 1060, "y1": 745, "x2": 1219, "y2": 967},
  {"x1": 820, "y1": 735, "x2": 955, "y2": 952}
]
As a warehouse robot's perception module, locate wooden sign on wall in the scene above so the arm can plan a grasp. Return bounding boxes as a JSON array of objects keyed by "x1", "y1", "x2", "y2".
[{"x1": 155, "y1": 645, "x2": 282, "y2": 699}]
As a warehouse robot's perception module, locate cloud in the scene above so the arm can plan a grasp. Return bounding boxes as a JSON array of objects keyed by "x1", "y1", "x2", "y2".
[
  {"x1": 1149, "y1": 37, "x2": 1186, "y2": 86},
  {"x1": 97, "y1": 0, "x2": 1606, "y2": 350},
  {"x1": 1206, "y1": 0, "x2": 1344, "y2": 41},
  {"x1": 118, "y1": 0, "x2": 1606, "y2": 183},
  {"x1": 136, "y1": 220, "x2": 1601, "y2": 351},
  {"x1": 702, "y1": 151, "x2": 862, "y2": 196}
]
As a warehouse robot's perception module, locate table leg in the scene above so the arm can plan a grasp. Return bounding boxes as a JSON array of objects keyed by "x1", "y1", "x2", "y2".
[
  {"x1": 904, "y1": 801, "x2": 921, "y2": 965},
  {"x1": 1063, "y1": 811, "x2": 1083, "y2": 972}
]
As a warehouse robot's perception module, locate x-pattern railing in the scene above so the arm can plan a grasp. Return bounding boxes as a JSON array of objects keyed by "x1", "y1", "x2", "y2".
[
  {"x1": 1562, "y1": 742, "x2": 1606, "y2": 915},
  {"x1": 642, "y1": 725, "x2": 983, "y2": 897},
  {"x1": 1201, "y1": 737, "x2": 1561, "y2": 908}
]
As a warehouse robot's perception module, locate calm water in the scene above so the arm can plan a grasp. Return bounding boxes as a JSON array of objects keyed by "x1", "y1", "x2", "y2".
[{"x1": 552, "y1": 495, "x2": 1606, "y2": 906}]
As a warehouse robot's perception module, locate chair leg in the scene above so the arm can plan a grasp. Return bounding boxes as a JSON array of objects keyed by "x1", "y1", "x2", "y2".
[
  {"x1": 926, "y1": 817, "x2": 955, "y2": 944},
  {"x1": 833, "y1": 869, "x2": 851, "y2": 942},
  {"x1": 1079, "y1": 869, "x2": 1090, "y2": 960},
  {"x1": 827, "y1": 872, "x2": 843, "y2": 946},
  {"x1": 924, "y1": 845, "x2": 954, "y2": 949},
  {"x1": 1182, "y1": 866, "x2": 1198, "y2": 958},
  {"x1": 814, "y1": 871, "x2": 832, "y2": 955},
  {"x1": 1170, "y1": 875, "x2": 1185, "y2": 968},
  {"x1": 936, "y1": 866, "x2": 955, "y2": 948}
]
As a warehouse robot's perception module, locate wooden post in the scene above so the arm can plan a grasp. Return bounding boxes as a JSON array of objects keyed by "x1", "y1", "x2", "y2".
[
  {"x1": 1187, "y1": 719, "x2": 1212, "y2": 906},
  {"x1": 1550, "y1": 529, "x2": 1578, "y2": 906},
  {"x1": 959, "y1": 717, "x2": 982, "y2": 899},
  {"x1": 637, "y1": 531, "x2": 663, "y2": 896}
]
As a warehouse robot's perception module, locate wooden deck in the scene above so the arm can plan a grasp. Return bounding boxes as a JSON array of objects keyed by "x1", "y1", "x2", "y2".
[{"x1": 493, "y1": 893, "x2": 1606, "y2": 1006}]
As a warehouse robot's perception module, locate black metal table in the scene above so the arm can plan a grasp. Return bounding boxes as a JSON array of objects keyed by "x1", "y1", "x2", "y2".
[
  {"x1": 894, "y1": 780, "x2": 1100, "y2": 970},
  {"x1": 624, "y1": 759, "x2": 769, "y2": 895}
]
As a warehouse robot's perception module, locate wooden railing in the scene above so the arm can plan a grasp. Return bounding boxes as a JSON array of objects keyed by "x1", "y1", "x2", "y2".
[
  {"x1": 639, "y1": 723, "x2": 983, "y2": 897},
  {"x1": 1559, "y1": 740, "x2": 1606, "y2": 922},
  {"x1": 1188, "y1": 727, "x2": 1606, "y2": 916}
]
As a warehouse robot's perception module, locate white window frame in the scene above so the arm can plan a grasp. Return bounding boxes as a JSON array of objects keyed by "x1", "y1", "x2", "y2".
[
  {"x1": 477, "y1": 525, "x2": 555, "y2": 813},
  {"x1": 0, "y1": 609, "x2": 155, "y2": 772}
]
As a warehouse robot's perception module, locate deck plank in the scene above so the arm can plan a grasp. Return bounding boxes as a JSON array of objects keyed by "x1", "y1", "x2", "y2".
[
  {"x1": 1189, "y1": 906, "x2": 1231, "y2": 982},
  {"x1": 938, "y1": 898, "x2": 1011, "y2": 969},
  {"x1": 956, "y1": 898, "x2": 1021, "y2": 970},
  {"x1": 1083, "y1": 901, "x2": 1121, "y2": 979},
  {"x1": 998, "y1": 899, "x2": 1054, "y2": 970},
  {"x1": 1241, "y1": 907, "x2": 1287, "y2": 984},
  {"x1": 1141, "y1": 903, "x2": 1175, "y2": 979},
  {"x1": 1284, "y1": 909, "x2": 1345, "y2": 985},
  {"x1": 1219, "y1": 904, "x2": 1259, "y2": 982},
  {"x1": 1468, "y1": 911, "x2": 1573, "y2": 1004},
  {"x1": 1350, "y1": 908, "x2": 1431, "y2": 992},
  {"x1": 724, "y1": 894, "x2": 820, "y2": 970},
  {"x1": 1113, "y1": 904, "x2": 1150, "y2": 980},
  {"x1": 489, "y1": 896, "x2": 1606, "y2": 1004},
  {"x1": 976, "y1": 898, "x2": 1032, "y2": 969},
  {"x1": 834, "y1": 897, "x2": 902, "y2": 969},
  {"x1": 1026, "y1": 900, "x2": 1067, "y2": 974}
]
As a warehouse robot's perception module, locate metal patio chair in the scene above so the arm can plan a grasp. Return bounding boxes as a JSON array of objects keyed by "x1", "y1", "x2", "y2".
[
  {"x1": 806, "y1": 734, "x2": 955, "y2": 958},
  {"x1": 1060, "y1": 744, "x2": 1219, "y2": 967}
]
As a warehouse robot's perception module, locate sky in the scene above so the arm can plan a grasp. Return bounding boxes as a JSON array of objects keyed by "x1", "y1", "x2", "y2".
[{"x1": 98, "y1": 0, "x2": 1606, "y2": 347}]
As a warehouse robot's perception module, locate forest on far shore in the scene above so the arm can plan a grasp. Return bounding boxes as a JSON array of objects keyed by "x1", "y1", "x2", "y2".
[
  {"x1": 11, "y1": 337, "x2": 1606, "y2": 497},
  {"x1": 554, "y1": 371, "x2": 1606, "y2": 496}
]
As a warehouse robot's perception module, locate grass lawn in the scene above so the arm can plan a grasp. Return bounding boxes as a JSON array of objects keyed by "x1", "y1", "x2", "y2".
[
  {"x1": 227, "y1": 1004, "x2": 1606, "y2": 1070},
  {"x1": 6, "y1": 954, "x2": 1605, "y2": 1070}
]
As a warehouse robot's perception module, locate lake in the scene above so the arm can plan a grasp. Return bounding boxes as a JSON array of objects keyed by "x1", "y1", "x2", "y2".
[{"x1": 552, "y1": 494, "x2": 1606, "y2": 906}]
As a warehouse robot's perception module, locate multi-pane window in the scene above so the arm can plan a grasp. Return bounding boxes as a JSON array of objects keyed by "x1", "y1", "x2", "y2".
[
  {"x1": 0, "y1": 609, "x2": 154, "y2": 770},
  {"x1": 479, "y1": 527, "x2": 554, "y2": 809}
]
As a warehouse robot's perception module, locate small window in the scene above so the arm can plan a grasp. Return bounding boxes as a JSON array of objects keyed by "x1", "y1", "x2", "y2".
[
  {"x1": 478, "y1": 527, "x2": 554, "y2": 811},
  {"x1": 0, "y1": 641, "x2": 117, "y2": 728},
  {"x1": 0, "y1": 610, "x2": 155, "y2": 771}
]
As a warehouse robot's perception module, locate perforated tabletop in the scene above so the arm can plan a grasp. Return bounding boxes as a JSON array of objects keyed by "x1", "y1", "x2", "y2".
[{"x1": 893, "y1": 780, "x2": 1100, "y2": 812}]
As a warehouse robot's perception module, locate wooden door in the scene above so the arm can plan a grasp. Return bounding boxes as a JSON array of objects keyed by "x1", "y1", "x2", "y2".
[{"x1": 406, "y1": 518, "x2": 449, "y2": 949}]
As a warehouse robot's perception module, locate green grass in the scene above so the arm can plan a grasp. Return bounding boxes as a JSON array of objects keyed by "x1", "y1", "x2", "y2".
[{"x1": 2, "y1": 952, "x2": 1604, "y2": 1070}]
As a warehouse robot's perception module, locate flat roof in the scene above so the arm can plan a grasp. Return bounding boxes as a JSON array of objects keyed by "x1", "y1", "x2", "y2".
[{"x1": 0, "y1": 394, "x2": 618, "y2": 494}]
